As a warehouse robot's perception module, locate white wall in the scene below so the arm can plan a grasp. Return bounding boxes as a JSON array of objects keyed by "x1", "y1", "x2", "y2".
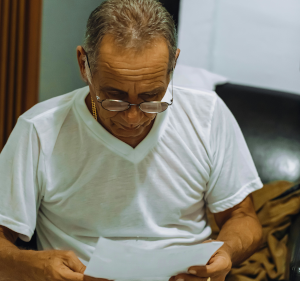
[
  {"x1": 39, "y1": 0, "x2": 105, "y2": 102},
  {"x1": 177, "y1": 0, "x2": 300, "y2": 95}
]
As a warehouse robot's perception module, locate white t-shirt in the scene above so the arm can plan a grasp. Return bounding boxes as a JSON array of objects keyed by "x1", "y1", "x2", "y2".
[{"x1": 0, "y1": 85, "x2": 263, "y2": 265}]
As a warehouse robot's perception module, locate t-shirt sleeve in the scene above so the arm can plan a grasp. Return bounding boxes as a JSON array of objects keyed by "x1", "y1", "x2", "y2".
[
  {"x1": 205, "y1": 96, "x2": 263, "y2": 213},
  {"x1": 0, "y1": 117, "x2": 44, "y2": 242}
]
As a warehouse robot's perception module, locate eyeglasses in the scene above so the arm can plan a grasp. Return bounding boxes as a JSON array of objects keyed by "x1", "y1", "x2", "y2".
[
  {"x1": 84, "y1": 48, "x2": 174, "y2": 114},
  {"x1": 95, "y1": 96, "x2": 172, "y2": 114}
]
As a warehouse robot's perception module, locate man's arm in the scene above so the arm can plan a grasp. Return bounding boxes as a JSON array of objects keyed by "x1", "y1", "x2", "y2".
[
  {"x1": 213, "y1": 194, "x2": 263, "y2": 266},
  {"x1": 0, "y1": 225, "x2": 47, "y2": 280},
  {"x1": 0, "y1": 225, "x2": 88, "y2": 281},
  {"x1": 0, "y1": 225, "x2": 32, "y2": 279},
  {"x1": 171, "y1": 195, "x2": 262, "y2": 281}
]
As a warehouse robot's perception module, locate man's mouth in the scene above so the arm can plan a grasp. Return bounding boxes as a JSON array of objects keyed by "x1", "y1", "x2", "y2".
[{"x1": 117, "y1": 122, "x2": 140, "y2": 130}]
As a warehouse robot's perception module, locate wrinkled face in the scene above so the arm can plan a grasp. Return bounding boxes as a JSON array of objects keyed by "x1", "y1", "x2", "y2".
[{"x1": 88, "y1": 34, "x2": 172, "y2": 139}]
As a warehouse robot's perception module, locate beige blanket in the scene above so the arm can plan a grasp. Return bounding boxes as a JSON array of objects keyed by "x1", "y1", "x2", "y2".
[{"x1": 206, "y1": 181, "x2": 300, "y2": 281}]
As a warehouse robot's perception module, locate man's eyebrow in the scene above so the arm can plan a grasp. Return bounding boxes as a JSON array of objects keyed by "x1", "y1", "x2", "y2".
[{"x1": 99, "y1": 86, "x2": 166, "y2": 95}]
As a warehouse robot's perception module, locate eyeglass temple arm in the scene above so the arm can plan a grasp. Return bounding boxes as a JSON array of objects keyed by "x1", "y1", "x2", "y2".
[
  {"x1": 169, "y1": 67, "x2": 174, "y2": 105},
  {"x1": 82, "y1": 47, "x2": 93, "y2": 78}
]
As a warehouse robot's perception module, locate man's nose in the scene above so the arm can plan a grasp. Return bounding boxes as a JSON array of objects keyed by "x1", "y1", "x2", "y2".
[{"x1": 123, "y1": 104, "x2": 143, "y2": 124}]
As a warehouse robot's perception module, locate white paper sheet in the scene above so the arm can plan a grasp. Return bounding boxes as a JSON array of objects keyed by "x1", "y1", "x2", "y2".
[{"x1": 84, "y1": 237, "x2": 224, "y2": 281}]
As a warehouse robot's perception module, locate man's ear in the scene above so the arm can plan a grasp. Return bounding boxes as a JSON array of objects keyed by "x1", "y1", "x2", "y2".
[
  {"x1": 174, "y1": 48, "x2": 180, "y2": 69},
  {"x1": 76, "y1": 46, "x2": 88, "y2": 83}
]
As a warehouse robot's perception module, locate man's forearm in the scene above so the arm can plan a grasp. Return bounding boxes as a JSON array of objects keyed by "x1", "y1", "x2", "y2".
[
  {"x1": 0, "y1": 237, "x2": 40, "y2": 281},
  {"x1": 216, "y1": 212, "x2": 263, "y2": 266}
]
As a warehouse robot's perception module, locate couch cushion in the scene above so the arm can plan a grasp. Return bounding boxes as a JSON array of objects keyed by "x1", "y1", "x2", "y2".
[
  {"x1": 207, "y1": 181, "x2": 300, "y2": 281},
  {"x1": 216, "y1": 83, "x2": 300, "y2": 184}
]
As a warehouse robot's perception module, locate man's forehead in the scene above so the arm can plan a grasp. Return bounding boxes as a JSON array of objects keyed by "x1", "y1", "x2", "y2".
[{"x1": 97, "y1": 34, "x2": 169, "y2": 70}]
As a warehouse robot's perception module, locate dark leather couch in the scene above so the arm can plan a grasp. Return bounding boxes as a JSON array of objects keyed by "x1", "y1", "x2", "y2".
[
  {"x1": 215, "y1": 83, "x2": 300, "y2": 281},
  {"x1": 16, "y1": 83, "x2": 300, "y2": 280}
]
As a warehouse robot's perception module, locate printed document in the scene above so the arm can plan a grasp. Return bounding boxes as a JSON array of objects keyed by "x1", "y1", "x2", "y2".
[{"x1": 84, "y1": 237, "x2": 224, "y2": 281}]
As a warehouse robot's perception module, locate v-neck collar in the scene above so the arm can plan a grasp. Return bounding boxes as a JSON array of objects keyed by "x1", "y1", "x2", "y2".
[{"x1": 74, "y1": 86, "x2": 171, "y2": 164}]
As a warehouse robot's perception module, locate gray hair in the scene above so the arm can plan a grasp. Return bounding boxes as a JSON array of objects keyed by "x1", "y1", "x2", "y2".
[{"x1": 83, "y1": 0, "x2": 177, "y2": 78}]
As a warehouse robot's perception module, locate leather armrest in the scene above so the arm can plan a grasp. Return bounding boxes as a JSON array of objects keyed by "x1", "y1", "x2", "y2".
[{"x1": 287, "y1": 213, "x2": 300, "y2": 281}]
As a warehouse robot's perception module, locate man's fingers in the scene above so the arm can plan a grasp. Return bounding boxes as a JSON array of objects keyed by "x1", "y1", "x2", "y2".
[
  {"x1": 206, "y1": 254, "x2": 231, "y2": 274},
  {"x1": 187, "y1": 265, "x2": 220, "y2": 278},
  {"x1": 83, "y1": 275, "x2": 113, "y2": 281},
  {"x1": 187, "y1": 266, "x2": 211, "y2": 278},
  {"x1": 62, "y1": 270, "x2": 85, "y2": 281},
  {"x1": 189, "y1": 255, "x2": 230, "y2": 276},
  {"x1": 64, "y1": 251, "x2": 87, "y2": 274}
]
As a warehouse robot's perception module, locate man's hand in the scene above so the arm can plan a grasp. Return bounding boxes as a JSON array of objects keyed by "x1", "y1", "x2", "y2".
[
  {"x1": 169, "y1": 195, "x2": 262, "y2": 281},
  {"x1": 168, "y1": 243, "x2": 232, "y2": 281},
  {"x1": 34, "y1": 249, "x2": 86, "y2": 281},
  {"x1": 32, "y1": 249, "x2": 111, "y2": 281}
]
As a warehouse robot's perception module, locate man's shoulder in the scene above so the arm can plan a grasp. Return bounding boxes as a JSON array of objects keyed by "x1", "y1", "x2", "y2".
[
  {"x1": 173, "y1": 85, "x2": 218, "y2": 104},
  {"x1": 172, "y1": 85, "x2": 219, "y2": 119},
  {"x1": 14, "y1": 86, "x2": 89, "y2": 156},
  {"x1": 21, "y1": 86, "x2": 88, "y2": 123},
  {"x1": 18, "y1": 86, "x2": 88, "y2": 147}
]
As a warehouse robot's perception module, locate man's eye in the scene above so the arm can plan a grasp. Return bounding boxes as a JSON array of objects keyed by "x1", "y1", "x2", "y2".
[
  {"x1": 141, "y1": 94, "x2": 157, "y2": 99},
  {"x1": 107, "y1": 92, "x2": 122, "y2": 98}
]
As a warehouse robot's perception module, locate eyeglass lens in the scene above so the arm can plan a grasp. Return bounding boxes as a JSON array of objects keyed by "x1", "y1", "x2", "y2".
[
  {"x1": 101, "y1": 100, "x2": 168, "y2": 113},
  {"x1": 102, "y1": 100, "x2": 129, "y2": 111},
  {"x1": 140, "y1": 102, "x2": 168, "y2": 113}
]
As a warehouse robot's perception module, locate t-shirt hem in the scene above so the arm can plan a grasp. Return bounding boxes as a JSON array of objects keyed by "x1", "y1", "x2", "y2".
[
  {"x1": 208, "y1": 177, "x2": 263, "y2": 213},
  {"x1": 0, "y1": 214, "x2": 34, "y2": 242}
]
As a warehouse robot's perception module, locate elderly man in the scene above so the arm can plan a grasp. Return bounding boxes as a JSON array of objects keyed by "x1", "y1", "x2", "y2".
[{"x1": 0, "y1": 0, "x2": 263, "y2": 280}]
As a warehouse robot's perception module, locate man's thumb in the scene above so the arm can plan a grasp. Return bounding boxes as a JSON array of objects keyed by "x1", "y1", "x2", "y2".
[
  {"x1": 73, "y1": 260, "x2": 86, "y2": 274},
  {"x1": 78, "y1": 264, "x2": 87, "y2": 274},
  {"x1": 65, "y1": 252, "x2": 87, "y2": 273}
]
